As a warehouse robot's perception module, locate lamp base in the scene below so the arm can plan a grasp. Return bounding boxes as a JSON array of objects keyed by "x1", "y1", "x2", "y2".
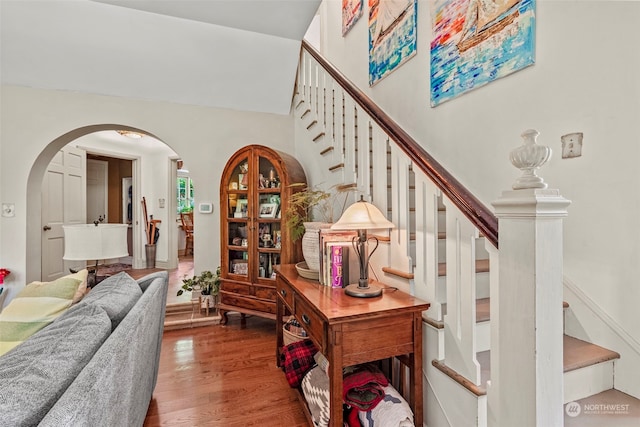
[{"x1": 344, "y1": 282, "x2": 383, "y2": 298}]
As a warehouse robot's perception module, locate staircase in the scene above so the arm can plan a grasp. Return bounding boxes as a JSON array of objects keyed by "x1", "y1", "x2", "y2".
[{"x1": 292, "y1": 41, "x2": 640, "y2": 426}]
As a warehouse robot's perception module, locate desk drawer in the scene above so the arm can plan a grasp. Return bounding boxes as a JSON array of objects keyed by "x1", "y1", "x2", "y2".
[
  {"x1": 294, "y1": 296, "x2": 324, "y2": 350},
  {"x1": 277, "y1": 278, "x2": 295, "y2": 310}
]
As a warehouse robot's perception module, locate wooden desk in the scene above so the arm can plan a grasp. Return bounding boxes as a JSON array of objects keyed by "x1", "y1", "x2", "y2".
[{"x1": 275, "y1": 264, "x2": 430, "y2": 427}]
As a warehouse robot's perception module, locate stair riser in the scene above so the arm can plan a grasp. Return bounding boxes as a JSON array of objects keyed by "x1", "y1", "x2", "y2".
[
  {"x1": 564, "y1": 360, "x2": 615, "y2": 404},
  {"x1": 435, "y1": 236, "x2": 489, "y2": 264},
  {"x1": 435, "y1": 272, "x2": 490, "y2": 304},
  {"x1": 477, "y1": 321, "x2": 490, "y2": 353}
]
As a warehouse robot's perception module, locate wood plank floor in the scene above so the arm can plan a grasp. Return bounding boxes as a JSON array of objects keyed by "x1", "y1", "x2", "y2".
[
  {"x1": 143, "y1": 314, "x2": 309, "y2": 427},
  {"x1": 124, "y1": 255, "x2": 194, "y2": 305}
]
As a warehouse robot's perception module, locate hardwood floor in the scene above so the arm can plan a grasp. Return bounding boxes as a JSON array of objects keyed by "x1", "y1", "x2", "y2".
[
  {"x1": 124, "y1": 258, "x2": 308, "y2": 425},
  {"x1": 124, "y1": 255, "x2": 194, "y2": 305},
  {"x1": 143, "y1": 315, "x2": 309, "y2": 426}
]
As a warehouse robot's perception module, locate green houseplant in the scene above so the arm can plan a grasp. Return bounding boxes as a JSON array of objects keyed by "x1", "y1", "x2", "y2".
[
  {"x1": 284, "y1": 184, "x2": 333, "y2": 242},
  {"x1": 285, "y1": 183, "x2": 355, "y2": 272},
  {"x1": 177, "y1": 267, "x2": 221, "y2": 297}
]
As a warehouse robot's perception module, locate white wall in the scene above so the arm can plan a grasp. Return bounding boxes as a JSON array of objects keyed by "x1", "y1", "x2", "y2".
[
  {"x1": 312, "y1": 1, "x2": 640, "y2": 341},
  {"x1": 0, "y1": 85, "x2": 294, "y2": 304}
]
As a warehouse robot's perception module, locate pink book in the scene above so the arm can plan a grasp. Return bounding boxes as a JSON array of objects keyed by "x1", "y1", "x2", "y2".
[{"x1": 330, "y1": 245, "x2": 349, "y2": 288}]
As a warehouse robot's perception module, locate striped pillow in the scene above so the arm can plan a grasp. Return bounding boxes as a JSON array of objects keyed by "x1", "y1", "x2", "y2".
[{"x1": 0, "y1": 270, "x2": 87, "y2": 356}]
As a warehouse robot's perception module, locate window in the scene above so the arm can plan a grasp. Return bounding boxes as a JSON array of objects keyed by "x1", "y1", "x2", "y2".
[{"x1": 177, "y1": 175, "x2": 194, "y2": 214}]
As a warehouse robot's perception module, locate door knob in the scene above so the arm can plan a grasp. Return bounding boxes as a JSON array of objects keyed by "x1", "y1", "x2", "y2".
[{"x1": 43, "y1": 225, "x2": 51, "y2": 231}]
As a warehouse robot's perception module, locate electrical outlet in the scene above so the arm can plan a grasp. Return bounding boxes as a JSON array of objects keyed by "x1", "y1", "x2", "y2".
[
  {"x1": 2, "y1": 203, "x2": 15, "y2": 217},
  {"x1": 561, "y1": 132, "x2": 583, "y2": 159}
]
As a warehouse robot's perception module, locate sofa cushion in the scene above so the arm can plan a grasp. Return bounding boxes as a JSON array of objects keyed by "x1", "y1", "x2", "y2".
[
  {"x1": 0, "y1": 302, "x2": 112, "y2": 426},
  {"x1": 0, "y1": 269, "x2": 88, "y2": 356},
  {"x1": 78, "y1": 272, "x2": 142, "y2": 330}
]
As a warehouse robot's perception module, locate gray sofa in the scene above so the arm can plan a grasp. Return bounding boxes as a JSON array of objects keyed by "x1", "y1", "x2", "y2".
[{"x1": 0, "y1": 271, "x2": 168, "y2": 427}]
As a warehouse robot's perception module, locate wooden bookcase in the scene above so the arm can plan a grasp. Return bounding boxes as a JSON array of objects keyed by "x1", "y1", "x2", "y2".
[{"x1": 219, "y1": 145, "x2": 306, "y2": 323}]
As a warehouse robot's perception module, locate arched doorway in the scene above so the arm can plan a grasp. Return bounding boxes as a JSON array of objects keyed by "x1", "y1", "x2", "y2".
[{"x1": 26, "y1": 124, "x2": 182, "y2": 282}]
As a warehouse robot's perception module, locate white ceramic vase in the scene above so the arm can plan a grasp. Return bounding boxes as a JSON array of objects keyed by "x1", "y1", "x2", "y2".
[{"x1": 301, "y1": 222, "x2": 332, "y2": 272}]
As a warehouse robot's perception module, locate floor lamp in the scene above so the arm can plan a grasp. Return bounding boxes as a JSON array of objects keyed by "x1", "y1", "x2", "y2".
[
  {"x1": 63, "y1": 223, "x2": 129, "y2": 287},
  {"x1": 330, "y1": 196, "x2": 395, "y2": 298}
]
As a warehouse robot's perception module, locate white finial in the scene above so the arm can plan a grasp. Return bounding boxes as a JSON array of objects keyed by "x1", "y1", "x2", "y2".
[{"x1": 509, "y1": 129, "x2": 552, "y2": 190}]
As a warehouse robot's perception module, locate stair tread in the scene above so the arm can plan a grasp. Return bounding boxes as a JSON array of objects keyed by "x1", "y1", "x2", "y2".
[
  {"x1": 564, "y1": 389, "x2": 640, "y2": 426},
  {"x1": 436, "y1": 335, "x2": 621, "y2": 394},
  {"x1": 474, "y1": 335, "x2": 620, "y2": 383},
  {"x1": 476, "y1": 297, "x2": 490, "y2": 322},
  {"x1": 563, "y1": 335, "x2": 620, "y2": 372},
  {"x1": 438, "y1": 259, "x2": 489, "y2": 276},
  {"x1": 437, "y1": 298, "x2": 568, "y2": 324},
  {"x1": 440, "y1": 298, "x2": 490, "y2": 323}
]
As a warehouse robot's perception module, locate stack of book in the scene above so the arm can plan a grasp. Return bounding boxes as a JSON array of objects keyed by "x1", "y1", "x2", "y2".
[{"x1": 318, "y1": 229, "x2": 359, "y2": 288}]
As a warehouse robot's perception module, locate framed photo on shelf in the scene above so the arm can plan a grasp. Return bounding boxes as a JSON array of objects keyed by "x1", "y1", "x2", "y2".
[
  {"x1": 231, "y1": 259, "x2": 248, "y2": 275},
  {"x1": 259, "y1": 203, "x2": 278, "y2": 218},
  {"x1": 234, "y1": 199, "x2": 248, "y2": 218}
]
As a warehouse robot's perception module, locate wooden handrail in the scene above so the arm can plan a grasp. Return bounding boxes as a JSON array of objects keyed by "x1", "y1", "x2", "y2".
[{"x1": 301, "y1": 40, "x2": 498, "y2": 248}]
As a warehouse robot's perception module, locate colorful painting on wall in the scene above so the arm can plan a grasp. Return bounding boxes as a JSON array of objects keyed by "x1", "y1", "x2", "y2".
[
  {"x1": 343, "y1": 0, "x2": 363, "y2": 36},
  {"x1": 369, "y1": 0, "x2": 418, "y2": 86},
  {"x1": 430, "y1": 0, "x2": 536, "y2": 106}
]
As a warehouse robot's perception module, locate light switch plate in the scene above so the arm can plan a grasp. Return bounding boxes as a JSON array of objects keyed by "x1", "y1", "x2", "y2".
[{"x1": 561, "y1": 132, "x2": 583, "y2": 159}]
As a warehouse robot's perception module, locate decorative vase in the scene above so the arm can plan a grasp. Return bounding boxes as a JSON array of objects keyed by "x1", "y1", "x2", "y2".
[{"x1": 301, "y1": 222, "x2": 332, "y2": 272}]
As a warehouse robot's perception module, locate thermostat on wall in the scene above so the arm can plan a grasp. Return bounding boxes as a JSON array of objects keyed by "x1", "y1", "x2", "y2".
[{"x1": 198, "y1": 202, "x2": 213, "y2": 214}]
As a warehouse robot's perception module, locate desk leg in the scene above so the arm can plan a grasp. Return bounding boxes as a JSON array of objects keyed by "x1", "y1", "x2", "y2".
[
  {"x1": 328, "y1": 328, "x2": 344, "y2": 427},
  {"x1": 276, "y1": 296, "x2": 284, "y2": 368},
  {"x1": 412, "y1": 312, "x2": 424, "y2": 426}
]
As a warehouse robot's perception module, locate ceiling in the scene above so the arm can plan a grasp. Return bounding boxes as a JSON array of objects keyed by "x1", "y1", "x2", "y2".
[{"x1": 0, "y1": 0, "x2": 322, "y2": 115}]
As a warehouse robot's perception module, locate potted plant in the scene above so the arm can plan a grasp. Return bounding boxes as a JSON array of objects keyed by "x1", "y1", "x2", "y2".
[
  {"x1": 285, "y1": 184, "x2": 333, "y2": 241},
  {"x1": 285, "y1": 184, "x2": 354, "y2": 272},
  {"x1": 177, "y1": 267, "x2": 221, "y2": 310}
]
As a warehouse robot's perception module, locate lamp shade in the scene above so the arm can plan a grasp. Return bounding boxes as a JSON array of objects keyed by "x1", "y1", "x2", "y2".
[
  {"x1": 63, "y1": 224, "x2": 129, "y2": 261},
  {"x1": 331, "y1": 197, "x2": 394, "y2": 231}
]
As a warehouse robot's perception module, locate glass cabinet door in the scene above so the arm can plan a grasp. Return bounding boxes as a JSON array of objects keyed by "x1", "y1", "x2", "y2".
[
  {"x1": 226, "y1": 156, "x2": 250, "y2": 278},
  {"x1": 256, "y1": 156, "x2": 281, "y2": 281}
]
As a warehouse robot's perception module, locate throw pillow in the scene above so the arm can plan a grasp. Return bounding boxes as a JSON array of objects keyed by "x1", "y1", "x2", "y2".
[
  {"x1": 0, "y1": 269, "x2": 88, "y2": 356},
  {"x1": 28, "y1": 269, "x2": 88, "y2": 304},
  {"x1": 78, "y1": 272, "x2": 142, "y2": 330}
]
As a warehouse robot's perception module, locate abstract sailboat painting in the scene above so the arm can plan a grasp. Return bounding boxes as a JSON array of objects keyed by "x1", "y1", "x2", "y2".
[
  {"x1": 343, "y1": 0, "x2": 363, "y2": 36},
  {"x1": 430, "y1": 0, "x2": 535, "y2": 106},
  {"x1": 369, "y1": 0, "x2": 418, "y2": 86}
]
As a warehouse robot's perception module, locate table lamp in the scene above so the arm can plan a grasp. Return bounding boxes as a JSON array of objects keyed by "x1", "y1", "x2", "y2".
[
  {"x1": 63, "y1": 222, "x2": 129, "y2": 287},
  {"x1": 330, "y1": 196, "x2": 394, "y2": 297}
]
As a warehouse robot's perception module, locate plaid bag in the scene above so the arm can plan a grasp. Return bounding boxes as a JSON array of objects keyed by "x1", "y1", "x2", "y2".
[{"x1": 280, "y1": 339, "x2": 318, "y2": 388}]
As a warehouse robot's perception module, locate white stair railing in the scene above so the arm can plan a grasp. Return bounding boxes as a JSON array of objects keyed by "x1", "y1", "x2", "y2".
[
  {"x1": 295, "y1": 45, "x2": 490, "y2": 381},
  {"x1": 294, "y1": 42, "x2": 568, "y2": 427}
]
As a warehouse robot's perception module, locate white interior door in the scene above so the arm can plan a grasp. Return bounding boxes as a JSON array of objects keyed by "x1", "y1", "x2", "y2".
[
  {"x1": 41, "y1": 147, "x2": 86, "y2": 281},
  {"x1": 86, "y1": 159, "x2": 108, "y2": 223}
]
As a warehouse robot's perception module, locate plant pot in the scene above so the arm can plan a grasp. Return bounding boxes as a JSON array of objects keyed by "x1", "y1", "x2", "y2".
[
  {"x1": 200, "y1": 294, "x2": 216, "y2": 309},
  {"x1": 301, "y1": 222, "x2": 332, "y2": 272}
]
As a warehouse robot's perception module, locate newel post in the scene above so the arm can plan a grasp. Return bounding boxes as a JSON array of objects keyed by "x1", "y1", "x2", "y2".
[{"x1": 488, "y1": 130, "x2": 571, "y2": 427}]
